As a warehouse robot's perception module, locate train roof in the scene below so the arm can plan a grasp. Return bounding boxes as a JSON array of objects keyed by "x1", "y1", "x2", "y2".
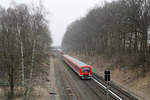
[{"x1": 63, "y1": 55, "x2": 90, "y2": 67}]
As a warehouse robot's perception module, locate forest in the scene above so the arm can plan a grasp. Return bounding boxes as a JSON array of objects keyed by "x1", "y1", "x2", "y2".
[
  {"x1": 0, "y1": 3, "x2": 52, "y2": 99},
  {"x1": 62, "y1": 0, "x2": 150, "y2": 71}
]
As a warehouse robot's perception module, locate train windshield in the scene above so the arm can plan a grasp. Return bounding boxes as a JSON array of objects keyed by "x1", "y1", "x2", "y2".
[{"x1": 82, "y1": 67, "x2": 90, "y2": 72}]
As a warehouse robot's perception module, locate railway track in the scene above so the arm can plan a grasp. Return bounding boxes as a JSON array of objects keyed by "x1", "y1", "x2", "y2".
[
  {"x1": 92, "y1": 73, "x2": 138, "y2": 100},
  {"x1": 55, "y1": 59, "x2": 79, "y2": 100},
  {"x1": 64, "y1": 60, "x2": 138, "y2": 100},
  {"x1": 84, "y1": 80, "x2": 116, "y2": 100},
  {"x1": 54, "y1": 57, "x2": 138, "y2": 100},
  {"x1": 63, "y1": 60, "x2": 123, "y2": 100}
]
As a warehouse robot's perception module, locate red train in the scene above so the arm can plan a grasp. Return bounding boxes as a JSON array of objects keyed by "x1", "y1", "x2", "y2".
[
  {"x1": 63, "y1": 55, "x2": 92, "y2": 79},
  {"x1": 57, "y1": 49, "x2": 64, "y2": 55}
]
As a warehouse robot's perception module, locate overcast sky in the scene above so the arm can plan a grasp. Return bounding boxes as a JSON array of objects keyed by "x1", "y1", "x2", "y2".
[{"x1": 0, "y1": 0, "x2": 113, "y2": 46}]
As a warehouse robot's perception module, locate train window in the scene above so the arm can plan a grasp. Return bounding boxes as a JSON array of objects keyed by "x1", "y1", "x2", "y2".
[{"x1": 82, "y1": 67, "x2": 90, "y2": 72}]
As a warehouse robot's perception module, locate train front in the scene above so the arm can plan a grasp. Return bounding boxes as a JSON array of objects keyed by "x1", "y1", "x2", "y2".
[{"x1": 80, "y1": 66, "x2": 92, "y2": 79}]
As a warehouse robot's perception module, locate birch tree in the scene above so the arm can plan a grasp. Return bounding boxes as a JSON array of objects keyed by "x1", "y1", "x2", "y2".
[{"x1": 0, "y1": 3, "x2": 52, "y2": 98}]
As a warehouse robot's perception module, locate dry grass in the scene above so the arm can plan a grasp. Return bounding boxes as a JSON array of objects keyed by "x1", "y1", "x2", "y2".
[
  {"x1": 0, "y1": 88, "x2": 5, "y2": 96},
  {"x1": 128, "y1": 72, "x2": 150, "y2": 100},
  {"x1": 0, "y1": 86, "x2": 23, "y2": 100},
  {"x1": 29, "y1": 85, "x2": 49, "y2": 100}
]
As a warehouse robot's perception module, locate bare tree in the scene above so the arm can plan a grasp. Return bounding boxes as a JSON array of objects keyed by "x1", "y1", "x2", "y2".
[
  {"x1": 62, "y1": 0, "x2": 150, "y2": 70},
  {"x1": 0, "y1": 3, "x2": 52, "y2": 98}
]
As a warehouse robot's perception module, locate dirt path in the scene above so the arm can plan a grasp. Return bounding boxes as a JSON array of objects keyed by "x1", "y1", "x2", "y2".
[
  {"x1": 0, "y1": 88, "x2": 6, "y2": 100},
  {"x1": 49, "y1": 57, "x2": 60, "y2": 100},
  {"x1": 29, "y1": 57, "x2": 60, "y2": 100}
]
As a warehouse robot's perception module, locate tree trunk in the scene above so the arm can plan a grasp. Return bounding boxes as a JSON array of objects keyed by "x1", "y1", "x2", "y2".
[
  {"x1": 10, "y1": 66, "x2": 14, "y2": 97},
  {"x1": 21, "y1": 40, "x2": 25, "y2": 99},
  {"x1": 30, "y1": 40, "x2": 36, "y2": 83}
]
